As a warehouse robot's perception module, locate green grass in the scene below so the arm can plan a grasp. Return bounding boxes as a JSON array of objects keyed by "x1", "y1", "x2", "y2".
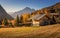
[{"x1": 0, "y1": 24, "x2": 60, "y2": 38}]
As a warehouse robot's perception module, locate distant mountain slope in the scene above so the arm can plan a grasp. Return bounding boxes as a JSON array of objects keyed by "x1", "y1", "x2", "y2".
[
  {"x1": 0, "y1": 5, "x2": 13, "y2": 21},
  {"x1": 11, "y1": 7, "x2": 35, "y2": 18}
]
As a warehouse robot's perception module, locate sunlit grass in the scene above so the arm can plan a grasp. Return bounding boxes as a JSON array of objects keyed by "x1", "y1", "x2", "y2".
[{"x1": 0, "y1": 24, "x2": 60, "y2": 38}]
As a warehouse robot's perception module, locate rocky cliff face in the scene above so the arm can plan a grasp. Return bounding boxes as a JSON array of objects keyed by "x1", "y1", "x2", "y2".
[{"x1": 0, "y1": 5, "x2": 14, "y2": 21}]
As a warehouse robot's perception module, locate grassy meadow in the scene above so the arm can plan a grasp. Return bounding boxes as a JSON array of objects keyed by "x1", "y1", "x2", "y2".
[{"x1": 0, "y1": 24, "x2": 60, "y2": 38}]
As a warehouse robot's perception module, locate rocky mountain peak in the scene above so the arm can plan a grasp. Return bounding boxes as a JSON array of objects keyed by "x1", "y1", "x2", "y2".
[
  {"x1": 11, "y1": 7, "x2": 35, "y2": 18},
  {"x1": 24, "y1": 7, "x2": 31, "y2": 10}
]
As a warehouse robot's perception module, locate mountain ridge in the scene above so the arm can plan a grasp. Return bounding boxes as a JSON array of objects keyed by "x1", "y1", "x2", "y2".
[{"x1": 11, "y1": 7, "x2": 35, "y2": 18}]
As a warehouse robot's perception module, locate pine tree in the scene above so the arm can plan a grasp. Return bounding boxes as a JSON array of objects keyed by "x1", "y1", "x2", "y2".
[
  {"x1": 15, "y1": 15, "x2": 20, "y2": 26},
  {"x1": 2, "y1": 18, "x2": 9, "y2": 26},
  {"x1": 20, "y1": 15, "x2": 23, "y2": 23}
]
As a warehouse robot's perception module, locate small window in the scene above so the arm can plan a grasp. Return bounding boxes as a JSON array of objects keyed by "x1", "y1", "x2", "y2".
[
  {"x1": 50, "y1": 10, "x2": 55, "y2": 13},
  {"x1": 57, "y1": 9, "x2": 60, "y2": 11},
  {"x1": 57, "y1": 9, "x2": 60, "y2": 12}
]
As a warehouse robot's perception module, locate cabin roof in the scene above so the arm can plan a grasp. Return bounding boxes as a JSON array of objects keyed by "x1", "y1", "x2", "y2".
[{"x1": 28, "y1": 14, "x2": 46, "y2": 20}]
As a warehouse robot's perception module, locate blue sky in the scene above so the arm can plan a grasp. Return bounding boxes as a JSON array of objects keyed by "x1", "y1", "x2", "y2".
[{"x1": 0, "y1": 0, "x2": 60, "y2": 14}]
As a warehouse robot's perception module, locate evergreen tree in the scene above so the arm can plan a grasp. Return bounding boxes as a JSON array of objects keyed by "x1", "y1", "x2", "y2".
[
  {"x1": 2, "y1": 18, "x2": 9, "y2": 26},
  {"x1": 15, "y1": 15, "x2": 20, "y2": 26},
  {"x1": 20, "y1": 15, "x2": 23, "y2": 23}
]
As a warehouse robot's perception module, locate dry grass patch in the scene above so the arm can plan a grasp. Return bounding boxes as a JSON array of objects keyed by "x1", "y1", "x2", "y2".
[{"x1": 0, "y1": 24, "x2": 60, "y2": 38}]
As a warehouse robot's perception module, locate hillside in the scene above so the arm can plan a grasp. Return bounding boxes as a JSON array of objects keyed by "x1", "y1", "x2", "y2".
[
  {"x1": 0, "y1": 5, "x2": 13, "y2": 21},
  {"x1": 0, "y1": 24, "x2": 60, "y2": 38},
  {"x1": 31, "y1": 2, "x2": 60, "y2": 15}
]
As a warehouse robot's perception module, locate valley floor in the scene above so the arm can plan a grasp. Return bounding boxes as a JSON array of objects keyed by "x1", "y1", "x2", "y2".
[{"x1": 0, "y1": 24, "x2": 60, "y2": 38}]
